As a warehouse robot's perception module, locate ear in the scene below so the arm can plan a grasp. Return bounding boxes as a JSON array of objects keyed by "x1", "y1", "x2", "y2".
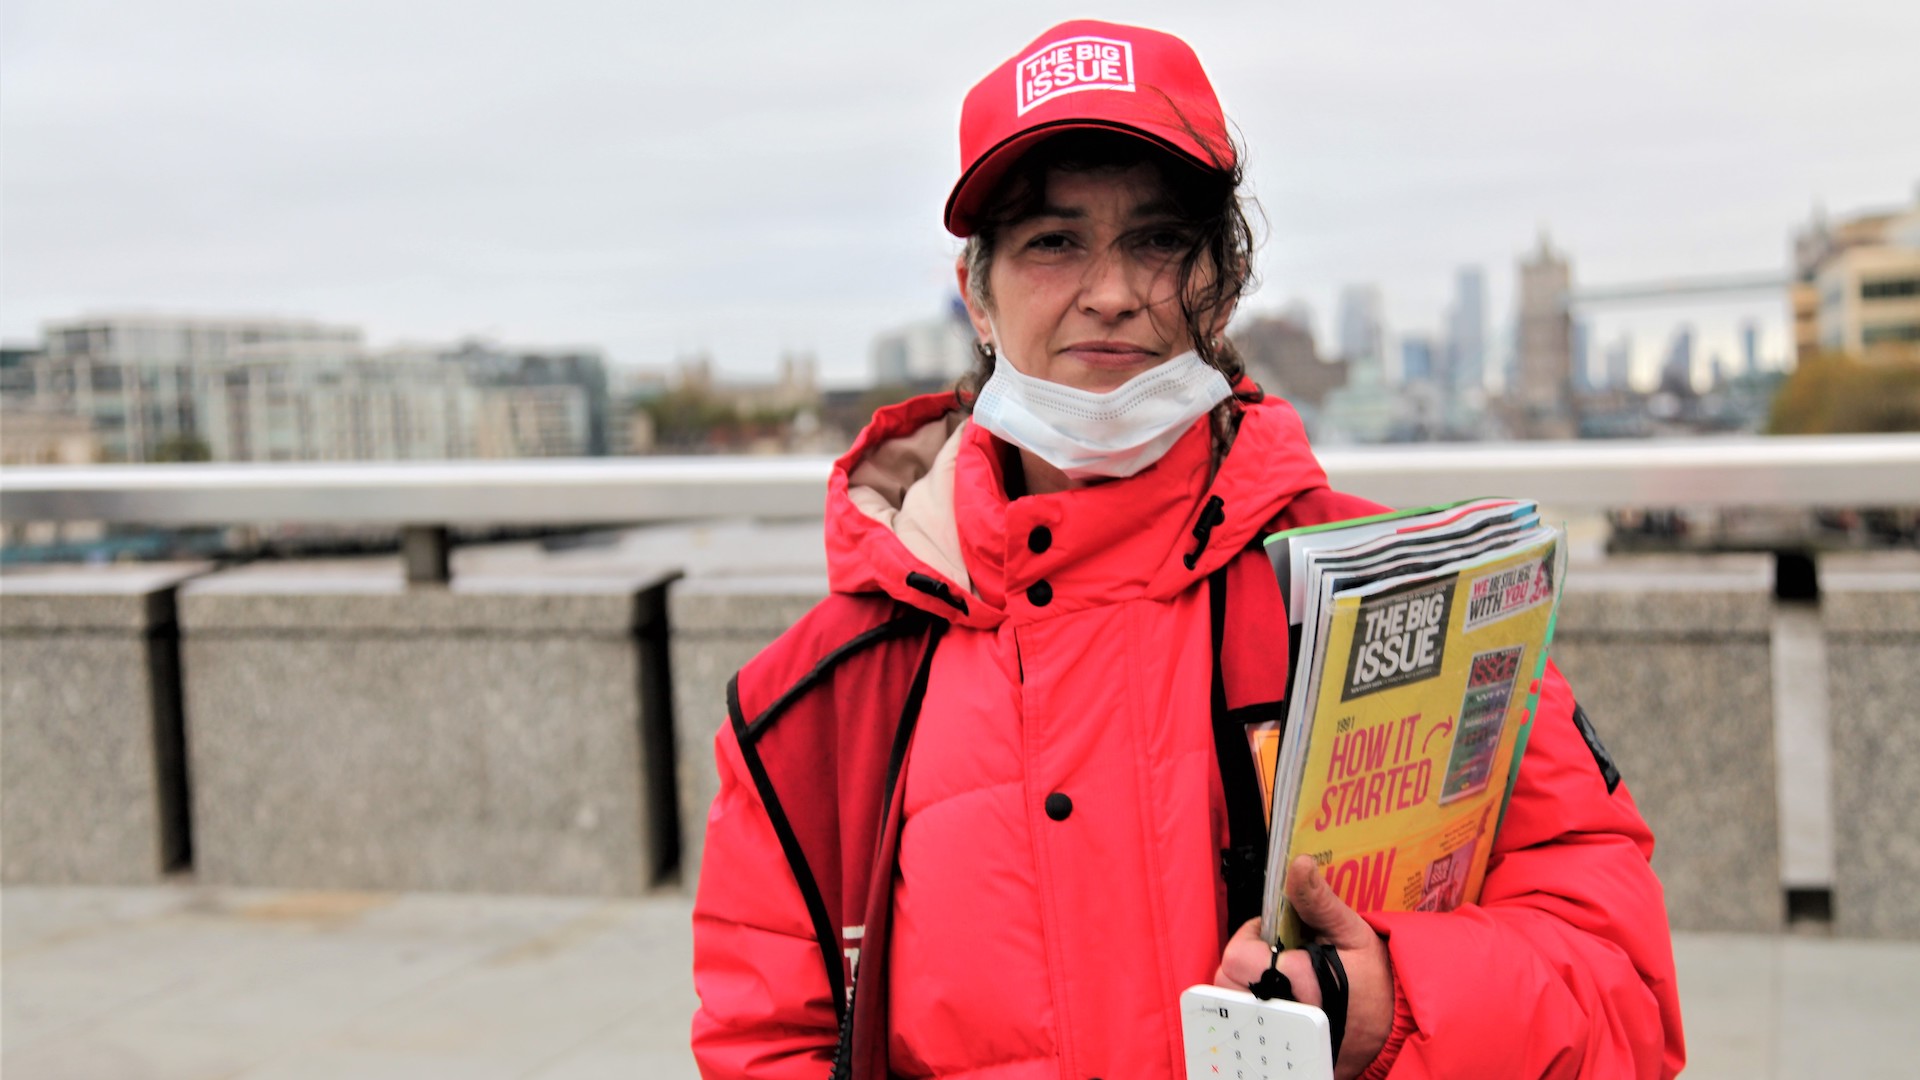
[
  {"x1": 1204, "y1": 297, "x2": 1238, "y2": 347},
  {"x1": 1200, "y1": 250, "x2": 1248, "y2": 345},
  {"x1": 955, "y1": 256, "x2": 996, "y2": 349}
]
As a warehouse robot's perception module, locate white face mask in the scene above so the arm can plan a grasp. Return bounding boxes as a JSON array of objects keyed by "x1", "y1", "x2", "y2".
[{"x1": 972, "y1": 344, "x2": 1233, "y2": 481}]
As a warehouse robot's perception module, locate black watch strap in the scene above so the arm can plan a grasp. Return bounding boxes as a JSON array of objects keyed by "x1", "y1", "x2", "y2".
[{"x1": 1305, "y1": 941, "x2": 1350, "y2": 1063}]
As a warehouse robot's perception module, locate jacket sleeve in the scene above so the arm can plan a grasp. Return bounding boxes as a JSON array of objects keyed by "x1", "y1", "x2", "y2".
[
  {"x1": 1356, "y1": 663, "x2": 1686, "y2": 1079},
  {"x1": 690, "y1": 721, "x2": 840, "y2": 1078}
]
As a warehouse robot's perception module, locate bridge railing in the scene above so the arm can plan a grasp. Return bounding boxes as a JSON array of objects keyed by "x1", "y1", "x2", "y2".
[
  {"x1": 7, "y1": 433, "x2": 1915, "y2": 521},
  {"x1": 6, "y1": 433, "x2": 1915, "y2": 579}
]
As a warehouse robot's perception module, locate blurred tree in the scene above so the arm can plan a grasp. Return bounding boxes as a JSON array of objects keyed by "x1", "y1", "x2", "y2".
[
  {"x1": 151, "y1": 434, "x2": 213, "y2": 462},
  {"x1": 1769, "y1": 352, "x2": 1920, "y2": 435},
  {"x1": 636, "y1": 387, "x2": 803, "y2": 451},
  {"x1": 637, "y1": 386, "x2": 733, "y2": 449},
  {"x1": 858, "y1": 383, "x2": 927, "y2": 415}
]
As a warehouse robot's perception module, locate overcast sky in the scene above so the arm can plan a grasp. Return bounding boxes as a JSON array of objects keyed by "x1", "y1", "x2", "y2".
[{"x1": 3, "y1": 0, "x2": 1915, "y2": 387}]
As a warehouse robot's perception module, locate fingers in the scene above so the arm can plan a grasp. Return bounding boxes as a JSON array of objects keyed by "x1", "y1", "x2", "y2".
[
  {"x1": 1211, "y1": 917, "x2": 1324, "y2": 1007},
  {"x1": 1212, "y1": 918, "x2": 1265, "y2": 989},
  {"x1": 1229, "y1": 917, "x2": 1264, "y2": 947},
  {"x1": 1284, "y1": 854, "x2": 1373, "y2": 950}
]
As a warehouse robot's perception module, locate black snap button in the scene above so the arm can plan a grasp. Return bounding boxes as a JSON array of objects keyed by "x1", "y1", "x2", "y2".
[
  {"x1": 1028, "y1": 525, "x2": 1052, "y2": 553},
  {"x1": 1045, "y1": 792, "x2": 1072, "y2": 820},
  {"x1": 1028, "y1": 579, "x2": 1053, "y2": 606}
]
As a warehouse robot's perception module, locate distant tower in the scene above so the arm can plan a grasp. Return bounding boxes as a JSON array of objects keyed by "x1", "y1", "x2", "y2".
[
  {"x1": 1319, "y1": 286, "x2": 1398, "y2": 443},
  {"x1": 1741, "y1": 320, "x2": 1761, "y2": 376},
  {"x1": 1660, "y1": 326, "x2": 1696, "y2": 396},
  {"x1": 1336, "y1": 285, "x2": 1386, "y2": 365},
  {"x1": 1399, "y1": 335, "x2": 1435, "y2": 383},
  {"x1": 1605, "y1": 334, "x2": 1633, "y2": 391},
  {"x1": 1572, "y1": 318, "x2": 1592, "y2": 392},
  {"x1": 1514, "y1": 232, "x2": 1575, "y2": 437},
  {"x1": 1446, "y1": 267, "x2": 1487, "y2": 397}
]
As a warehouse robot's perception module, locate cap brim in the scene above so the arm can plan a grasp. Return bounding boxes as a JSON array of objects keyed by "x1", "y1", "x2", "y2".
[{"x1": 943, "y1": 119, "x2": 1223, "y2": 238}]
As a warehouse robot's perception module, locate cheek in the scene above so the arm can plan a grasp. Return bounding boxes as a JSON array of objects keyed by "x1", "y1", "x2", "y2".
[{"x1": 991, "y1": 266, "x2": 1074, "y2": 328}]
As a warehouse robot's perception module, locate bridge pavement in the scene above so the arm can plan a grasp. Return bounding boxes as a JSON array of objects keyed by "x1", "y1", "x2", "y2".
[{"x1": 3, "y1": 884, "x2": 1915, "y2": 1078}]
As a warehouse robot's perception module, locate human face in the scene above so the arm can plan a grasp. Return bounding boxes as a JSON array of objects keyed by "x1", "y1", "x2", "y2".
[{"x1": 958, "y1": 163, "x2": 1218, "y2": 394}]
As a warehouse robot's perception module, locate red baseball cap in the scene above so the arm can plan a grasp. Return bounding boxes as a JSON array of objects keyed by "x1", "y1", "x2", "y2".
[{"x1": 945, "y1": 20, "x2": 1234, "y2": 237}]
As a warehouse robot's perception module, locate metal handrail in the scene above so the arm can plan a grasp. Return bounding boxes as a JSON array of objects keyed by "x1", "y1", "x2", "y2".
[{"x1": 3, "y1": 435, "x2": 1918, "y2": 525}]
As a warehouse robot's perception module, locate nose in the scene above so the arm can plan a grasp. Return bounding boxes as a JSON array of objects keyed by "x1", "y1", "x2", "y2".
[{"x1": 1076, "y1": 244, "x2": 1148, "y2": 322}]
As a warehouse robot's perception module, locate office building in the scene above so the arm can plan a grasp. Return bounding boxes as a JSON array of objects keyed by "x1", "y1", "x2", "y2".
[
  {"x1": 1445, "y1": 267, "x2": 1487, "y2": 398},
  {"x1": 1661, "y1": 326, "x2": 1696, "y2": 396},
  {"x1": 1399, "y1": 335, "x2": 1436, "y2": 384},
  {"x1": 0, "y1": 407, "x2": 99, "y2": 466},
  {"x1": 1816, "y1": 246, "x2": 1920, "y2": 361},
  {"x1": 12, "y1": 314, "x2": 608, "y2": 463},
  {"x1": 470, "y1": 384, "x2": 593, "y2": 459},
  {"x1": 441, "y1": 341, "x2": 613, "y2": 456},
  {"x1": 1, "y1": 345, "x2": 42, "y2": 403},
  {"x1": 1336, "y1": 285, "x2": 1386, "y2": 365},
  {"x1": 203, "y1": 343, "x2": 474, "y2": 462},
  {"x1": 1320, "y1": 291, "x2": 1398, "y2": 443},
  {"x1": 870, "y1": 313, "x2": 974, "y2": 387},
  {"x1": 19, "y1": 315, "x2": 362, "y2": 462},
  {"x1": 1604, "y1": 335, "x2": 1634, "y2": 392},
  {"x1": 1572, "y1": 319, "x2": 1592, "y2": 393},
  {"x1": 1792, "y1": 190, "x2": 1920, "y2": 364}
]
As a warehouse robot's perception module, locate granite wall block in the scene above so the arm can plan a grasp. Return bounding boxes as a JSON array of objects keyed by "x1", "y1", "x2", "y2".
[
  {"x1": 179, "y1": 569, "x2": 677, "y2": 896},
  {"x1": 1823, "y1": 561, "x2": 1920, "y2": 939},
  {"x1": 668, "y1": 576, "x2": 827, "y2": 890},
  {"x1": 0, "y1": 566, "x2": 206, "y2": 884},
  {"x1": 1550, "y1": 555, "x2": 1781, "y2": 932}
]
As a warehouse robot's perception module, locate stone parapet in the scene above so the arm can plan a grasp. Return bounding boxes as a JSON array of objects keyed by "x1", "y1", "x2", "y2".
[
  {"x1": 179, "y1": 566, "x2": 678, "y2": 897},
  {"x1": 12, "y1": 539, "x2": 1919, "y2": 943},
  {"x1": 667, "y1": 576, "x2": 828, "y2": 889},
  {"x1": 1, "y1": 565, "x2": 208, "y2": 884},
  {"x1": 1822, "y1": 553, "x2": 1920, "y2": 939},
  {"x1": 1550, "y1": 554, "x2": 1781, "y2": 932}
]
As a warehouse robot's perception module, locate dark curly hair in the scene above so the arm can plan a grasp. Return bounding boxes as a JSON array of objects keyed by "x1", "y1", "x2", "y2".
[{"x1": 953, "y1": 126, "x2": 1261, "y2": 453}]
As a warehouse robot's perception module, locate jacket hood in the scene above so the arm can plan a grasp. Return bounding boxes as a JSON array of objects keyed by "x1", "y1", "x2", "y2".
[{"x1": 825, "y1": 384, "x2": 1329, "y2": 628}]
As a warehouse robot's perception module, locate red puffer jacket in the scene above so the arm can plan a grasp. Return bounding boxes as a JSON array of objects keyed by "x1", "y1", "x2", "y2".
[{"x1": 691, "y1": 390, "x2": 1685, "y2": 1079}]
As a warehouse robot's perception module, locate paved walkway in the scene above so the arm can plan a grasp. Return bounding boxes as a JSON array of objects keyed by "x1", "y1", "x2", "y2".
[{"x1": 4, "y1": 884, "x2": 1917, "y2": 1078}]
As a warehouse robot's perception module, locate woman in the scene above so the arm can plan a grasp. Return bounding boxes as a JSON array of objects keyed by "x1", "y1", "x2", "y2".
[{"x1": 692, "y1": 20, "x2": 1684, "y2": 1080}]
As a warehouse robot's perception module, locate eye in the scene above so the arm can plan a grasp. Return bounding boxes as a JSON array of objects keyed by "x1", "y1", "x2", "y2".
[
  {"x1": 1138, "y1": 227, "x2": 1192, "y2": 255},
  {"x1": 1025, "y1": 231, "x2": 1075, "y2": 253}
]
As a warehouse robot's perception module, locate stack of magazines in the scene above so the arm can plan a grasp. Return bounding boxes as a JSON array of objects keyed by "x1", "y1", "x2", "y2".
[{"x1": 1254, "y1": 499, "x2": 1568, "y2": 947}]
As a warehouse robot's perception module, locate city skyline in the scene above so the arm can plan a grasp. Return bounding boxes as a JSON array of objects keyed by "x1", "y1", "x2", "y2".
[{"x1": 4, "y1": 0, "x2": 1915, "y2": 383}]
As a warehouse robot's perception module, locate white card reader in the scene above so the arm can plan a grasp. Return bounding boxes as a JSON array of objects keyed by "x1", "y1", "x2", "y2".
[{"x1": 1179, "y1": 984, "x2": 1334, "y2": 1080}]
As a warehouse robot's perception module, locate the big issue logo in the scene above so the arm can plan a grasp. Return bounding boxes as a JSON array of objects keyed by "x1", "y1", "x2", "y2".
[{"x1": 1016, "y1": 36, "x2": 1136, "y2": 115}]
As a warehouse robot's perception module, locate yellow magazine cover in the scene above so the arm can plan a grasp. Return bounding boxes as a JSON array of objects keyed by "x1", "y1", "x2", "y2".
[{"x1": 1267, "y1": 532, "x2": 1565, "y2": 947}]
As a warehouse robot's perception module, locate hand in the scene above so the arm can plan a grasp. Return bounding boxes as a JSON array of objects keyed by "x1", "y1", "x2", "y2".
[{"x1": 1214, "y1": 856, "x2": 1395, "y2": 1080}]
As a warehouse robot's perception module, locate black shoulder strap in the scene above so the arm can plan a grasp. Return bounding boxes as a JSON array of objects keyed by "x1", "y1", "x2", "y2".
[
  {"x1": 1208, "y1": 565, "x2": 1270, "y2": 931},
  {"x1": 832, "y1": 616, "x2": 947, "y2": 1080}
]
